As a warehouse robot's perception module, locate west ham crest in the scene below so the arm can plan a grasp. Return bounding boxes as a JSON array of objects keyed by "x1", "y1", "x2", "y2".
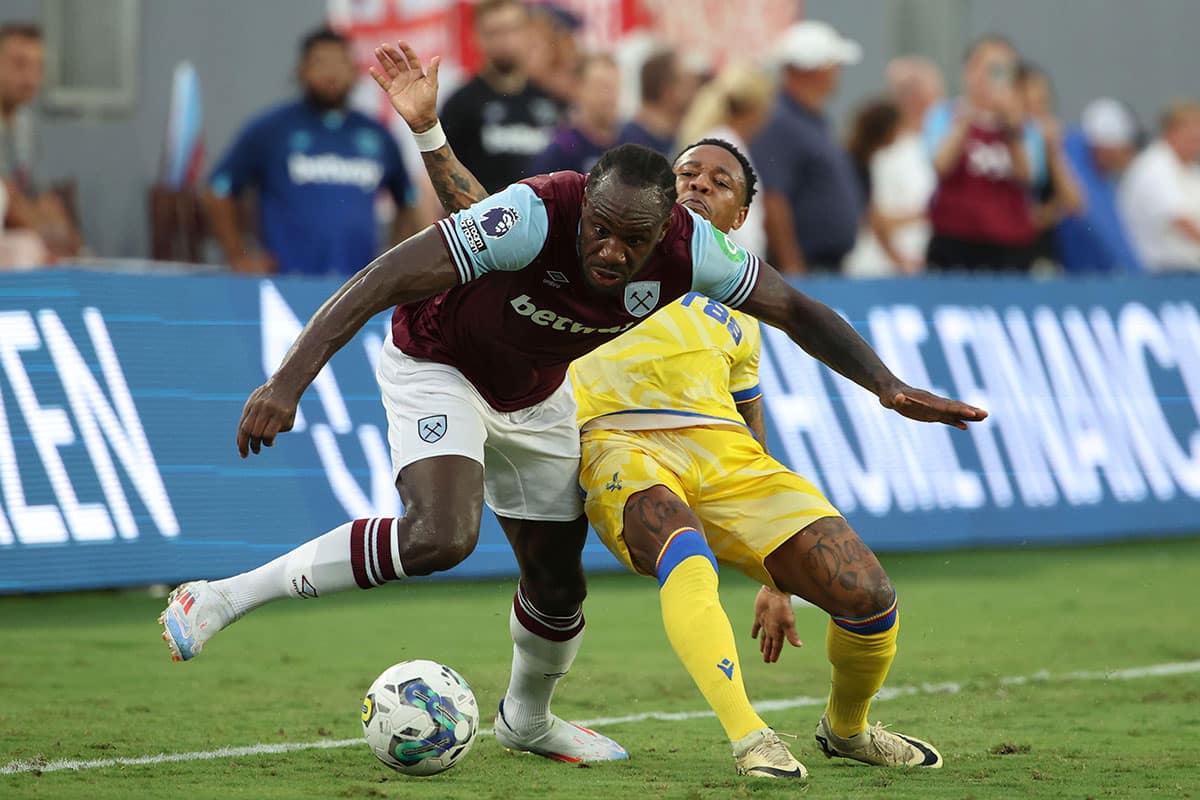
[
  {"x1": 623, "y1": 280, "x2": 661, "y2": 318},
  {"x1": 417, "y1": 415, "x2": 447, "y2": 443}
]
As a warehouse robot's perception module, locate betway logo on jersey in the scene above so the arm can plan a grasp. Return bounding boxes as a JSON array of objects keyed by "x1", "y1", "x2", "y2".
[
  {"x1": 287, "y1": 153, "x2": 383, "y2": 189},
  {"x1": 509, "y1": 295, "x2": 637, "y2": 334}
]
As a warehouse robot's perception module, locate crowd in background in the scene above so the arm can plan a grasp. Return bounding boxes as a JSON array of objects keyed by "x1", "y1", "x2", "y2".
[{"x1": 3, "y1": 0, "x2": 1200, "y2": 277}]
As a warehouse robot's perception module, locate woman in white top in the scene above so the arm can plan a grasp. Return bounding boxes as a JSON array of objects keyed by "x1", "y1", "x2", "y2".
[{"x1": 676, "y1": 62, "x2": 773, "y2": 256}]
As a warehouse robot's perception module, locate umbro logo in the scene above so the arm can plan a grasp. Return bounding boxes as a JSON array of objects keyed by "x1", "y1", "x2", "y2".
[{"x1": 543, "y1": 270, "x2": 569, "y2": 288}]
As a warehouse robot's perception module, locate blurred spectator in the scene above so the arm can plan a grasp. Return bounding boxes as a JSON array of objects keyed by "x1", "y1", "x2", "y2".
[
  {"x1": 924, "y1": 35, "x2": 1038, "y2": 272},
  {"x1": 1119, "y1": 101, "x2": 1200, "y2": 272},
  {"x1": 0, "y1": 23, "x2": 81, "y2": 261},
  {"x1": 752, "y1": 21, "x2": 863, "y2": 274},
  {"x1": 526, "y1": 2, "x2": 583, "y2": 105},
  {"x1": 1056, "y1": 98, "x2": 1144, "y2": 273},
  {"x1": 841, "y1": 98, "x2": 914, "y2": 276},
  {"x1": 528, "y1": 54, "x2": 621, "y2": 175},
  {"x1": 617, "y1": 49, "x2": 699, "y2": 157},
  {"x1": 0, "y1": 177, "x2": 48, "y2": 268},
  {"x1": 676, "y1": 62, "x2": 773, "y2": 255},
  {"x1": 1016, "y1": 61, "x2": 1083, "y2": 267},
  {"x1": 440, "y1": 0, "x2": 563, "y2": 191},
  {"x1": 207, "y1": 27, "x2": 419, "y2": 277},
  {"x1": 845, "y1": 56, "x2": 943, "y2": 276}
]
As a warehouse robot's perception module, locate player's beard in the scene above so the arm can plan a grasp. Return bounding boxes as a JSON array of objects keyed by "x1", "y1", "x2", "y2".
[{"x1": 304, "y1": 86, "x2": 350, "y2": 112}]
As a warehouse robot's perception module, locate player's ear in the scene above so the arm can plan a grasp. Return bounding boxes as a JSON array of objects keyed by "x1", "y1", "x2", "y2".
[{"x1": 731, "y1": 206, "x2": 749, "y2": 231}]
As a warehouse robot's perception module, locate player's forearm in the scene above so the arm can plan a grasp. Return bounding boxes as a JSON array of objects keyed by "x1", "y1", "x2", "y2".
[
  {"x1": 421, "y1": 142, "x2": 488, "y2": 213},
  {"x1": 204, "y1": 192, "x2": 250, "y2": 265},
  {"x1": 789, "y1": 294, "x2": 897, "y2": 395},
  {"x1": 272, "y1": 228, "x2": 458, "y2": 390},
  {"x1": 743, "y1": 270, "x2": 899, "y2": 397}
]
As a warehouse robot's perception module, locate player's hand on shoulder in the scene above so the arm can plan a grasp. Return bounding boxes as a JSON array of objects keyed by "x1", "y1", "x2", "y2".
[
  {"x1": 751, "y1": 586, "x2": 803, "y2": 664},
  {"x1": 236, "y1": 379, "x2": 300, "y2": 458},
  {"x1": 879, "y1": 382, "x2": 989, "y2": 430}
]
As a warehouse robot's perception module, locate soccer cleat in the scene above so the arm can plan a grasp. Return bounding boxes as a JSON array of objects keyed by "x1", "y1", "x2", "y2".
[
  {"x1": 814, "y1": 714, "x2": 943, "y2": 768},
  {"x1": 493, "y1": 700, "x2": 629, "y2": 763},
  {"x1": 732, "y1": 728, "x2": 808, "y2": 780},
  {"x1": 158, "y1": 580, "x2": 238, "y2": 662}
]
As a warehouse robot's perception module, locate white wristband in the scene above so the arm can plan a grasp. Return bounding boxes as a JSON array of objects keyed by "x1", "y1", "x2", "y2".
[{"x1": 412, "y1": 120, "x2": 447, "y2": 152}]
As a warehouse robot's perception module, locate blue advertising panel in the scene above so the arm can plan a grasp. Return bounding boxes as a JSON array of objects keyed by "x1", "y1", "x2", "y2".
[{"x1": 0, "y1": 270, "x2": 1197, "y2": 593}]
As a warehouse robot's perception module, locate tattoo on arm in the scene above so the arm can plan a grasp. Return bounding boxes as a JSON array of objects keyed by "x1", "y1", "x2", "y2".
[{"x1": 422, "y1": 145, "x2": 488, "y2": 213}]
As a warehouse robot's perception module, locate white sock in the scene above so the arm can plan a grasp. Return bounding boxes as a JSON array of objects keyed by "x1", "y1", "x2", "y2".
[
  {"x1": 501, "y1": 584, "x2": 584, "y2": 733},
  {"x1": 212, "y1": 518, "x2": 406, "y2": 616}
]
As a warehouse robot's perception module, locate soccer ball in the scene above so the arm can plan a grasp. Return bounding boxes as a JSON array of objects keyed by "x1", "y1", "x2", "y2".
[{"x1": 360, "y1": 659, "x2": 480, "y2": 776}]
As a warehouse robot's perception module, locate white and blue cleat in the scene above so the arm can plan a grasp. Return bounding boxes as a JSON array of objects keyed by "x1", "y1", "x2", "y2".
[
  {"x1": 493, "y1": 700, "x2": 629, "y2": 763},
  {"x1": 158, "y1": 580, "x2": 237, "y2": 662}
]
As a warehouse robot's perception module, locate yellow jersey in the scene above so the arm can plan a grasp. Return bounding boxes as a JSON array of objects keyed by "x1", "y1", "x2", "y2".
[{"x1": 570, "y1": 290, "x2": 761, "y2": 431}]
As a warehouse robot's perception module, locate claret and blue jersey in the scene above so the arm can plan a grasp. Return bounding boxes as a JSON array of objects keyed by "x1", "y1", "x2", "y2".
[
  {"x1": 209, "y1": 100, "x2": 415, "y2": 277},
  {"x1": 391, "y1": 171, "x2": 763, "y2": 412}
]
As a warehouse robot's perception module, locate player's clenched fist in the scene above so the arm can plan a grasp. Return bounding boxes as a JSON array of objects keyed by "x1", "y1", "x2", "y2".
[{"x1": 237, "y1": 380, "x2": 300, "y2": 458}]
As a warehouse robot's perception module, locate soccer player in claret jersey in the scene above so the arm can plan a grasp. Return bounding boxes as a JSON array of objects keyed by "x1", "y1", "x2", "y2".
[
  {"x1": 160, "y1": 41, "x2": 985, "y2": 769},
  {"x1": 372, "y1": 43, "x2": 974, "y2": 780}
]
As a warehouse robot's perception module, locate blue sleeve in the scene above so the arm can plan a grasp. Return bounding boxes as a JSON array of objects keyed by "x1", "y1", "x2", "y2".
[
  {"x1": 434, "y1": 183, "x2": 549, "y2": 283},
  {"x1": 209, "y1": 116, "x2": 268, "y2": 197},
  {"x1": 687, "y1": 209, "x2": 761, "y2": 308},
  {"x1": 381, "y1": 131, "x2": 415, "y2": 208},
  {"x1": 923, "y1": 101, "x2": 953, "y2": 156}
]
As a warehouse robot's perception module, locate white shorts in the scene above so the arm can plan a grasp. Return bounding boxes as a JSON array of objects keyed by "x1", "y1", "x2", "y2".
[{"x1": 377, "y1": 340, "x2": 584, "y2": 522}]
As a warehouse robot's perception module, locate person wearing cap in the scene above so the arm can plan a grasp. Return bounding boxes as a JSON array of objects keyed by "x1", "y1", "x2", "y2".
[
  {"x1": 750, "y1": 20, "x2": 864, "y2": 274},
  {"x1": 1118, "y1": 100, "x2": 1200, "y2": 272},
  {"x1": 1055, "y1": 99, "x2": 1144, "y2": 274}
]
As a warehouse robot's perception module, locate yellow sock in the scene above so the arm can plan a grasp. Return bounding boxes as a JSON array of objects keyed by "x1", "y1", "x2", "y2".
[
  {"x1": 825, "y1": 595, "x2": 899, "y2": 738},
  {"x1": 657, "y1": 528, "x2": 767, "y2": 741}
]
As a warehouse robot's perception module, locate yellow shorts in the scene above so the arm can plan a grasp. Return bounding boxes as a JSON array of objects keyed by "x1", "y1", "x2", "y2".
[{"x1": 580, "y1": 426, "x2": 842, "y2": 589}]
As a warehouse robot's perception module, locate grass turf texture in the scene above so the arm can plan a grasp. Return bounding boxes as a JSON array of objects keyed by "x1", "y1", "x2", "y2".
[{"x1": 2, "y1": 537, "x2": 1197, "y2": 799}]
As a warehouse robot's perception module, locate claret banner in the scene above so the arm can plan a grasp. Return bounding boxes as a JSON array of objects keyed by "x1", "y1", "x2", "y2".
[{"x1": 0, "y1": 271, "x2": 1197, "y2": 593}]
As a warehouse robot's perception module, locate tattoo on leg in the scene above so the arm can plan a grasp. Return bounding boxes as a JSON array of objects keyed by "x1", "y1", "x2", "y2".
[
  {"x1": 803, "y1": 530, "x2": 880, "y2": 595},
  {"x1": 630, "y1": 493, "x2": 688, "y2": 536}
]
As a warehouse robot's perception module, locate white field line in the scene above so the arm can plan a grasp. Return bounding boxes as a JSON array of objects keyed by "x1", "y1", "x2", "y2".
[{"x1": 4, "y1": 659, "x2": 1197, "y2": 775}]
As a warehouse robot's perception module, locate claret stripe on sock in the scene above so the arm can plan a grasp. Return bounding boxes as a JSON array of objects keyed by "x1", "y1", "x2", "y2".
[{"x1": 833, "y1": 592, "x2": 898, "y2": 635}]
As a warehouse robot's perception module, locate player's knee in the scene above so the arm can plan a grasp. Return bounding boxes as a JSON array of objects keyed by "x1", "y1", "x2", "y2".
[
  {"x1": 398, "y1": 503, "x2": 482, "y2": 576},
  {"x1": 523, "y1": 566, "x2": 588, "y2": 614},
  {"x1": 843, "y1": 570, "x2": 895, "y2": 619}
]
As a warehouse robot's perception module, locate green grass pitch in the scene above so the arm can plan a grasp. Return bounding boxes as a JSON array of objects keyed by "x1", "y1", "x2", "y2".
[{"x1": 2, "y1": 537, "x2": 1198, "y2": 799}]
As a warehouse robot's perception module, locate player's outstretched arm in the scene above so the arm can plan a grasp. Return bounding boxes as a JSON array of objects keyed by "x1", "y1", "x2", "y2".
[
  {"x1": 738, "y1": 265, "x2": 988, "y2": 429},
  {"x1": 370, "y1": 41, "x2": 488, "y2": 212},
  {"x1": 236, "y1": 229, "x2": 459, "y2": 458}
]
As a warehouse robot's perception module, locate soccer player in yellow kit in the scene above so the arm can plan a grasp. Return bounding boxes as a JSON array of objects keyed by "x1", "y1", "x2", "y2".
[{"x1": 373, "y1": 42, "x2": 980, "y2": 781}]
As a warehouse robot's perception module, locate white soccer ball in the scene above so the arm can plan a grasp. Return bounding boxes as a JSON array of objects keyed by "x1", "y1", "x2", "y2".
[{"x1": 360, "y1": 659, "x2": 480, "y2": 776}]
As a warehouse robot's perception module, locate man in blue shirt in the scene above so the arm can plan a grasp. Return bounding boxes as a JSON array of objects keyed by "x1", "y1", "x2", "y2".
[
  {"x1": 207, "y1": 27, "x2": 420, "y2": 277},
  {"x1": 617, "y1": 49, "x2": 696, "y2": 158},
  {"x1": 1056, "y1": 98, "x2": 1144, "y2": 274},
  {"x1": 528, "y1": 54, "x2": 620, "y2": 175},
  {"x1": 751, "y1": 21, "x2": 863, "y2": 274}
]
